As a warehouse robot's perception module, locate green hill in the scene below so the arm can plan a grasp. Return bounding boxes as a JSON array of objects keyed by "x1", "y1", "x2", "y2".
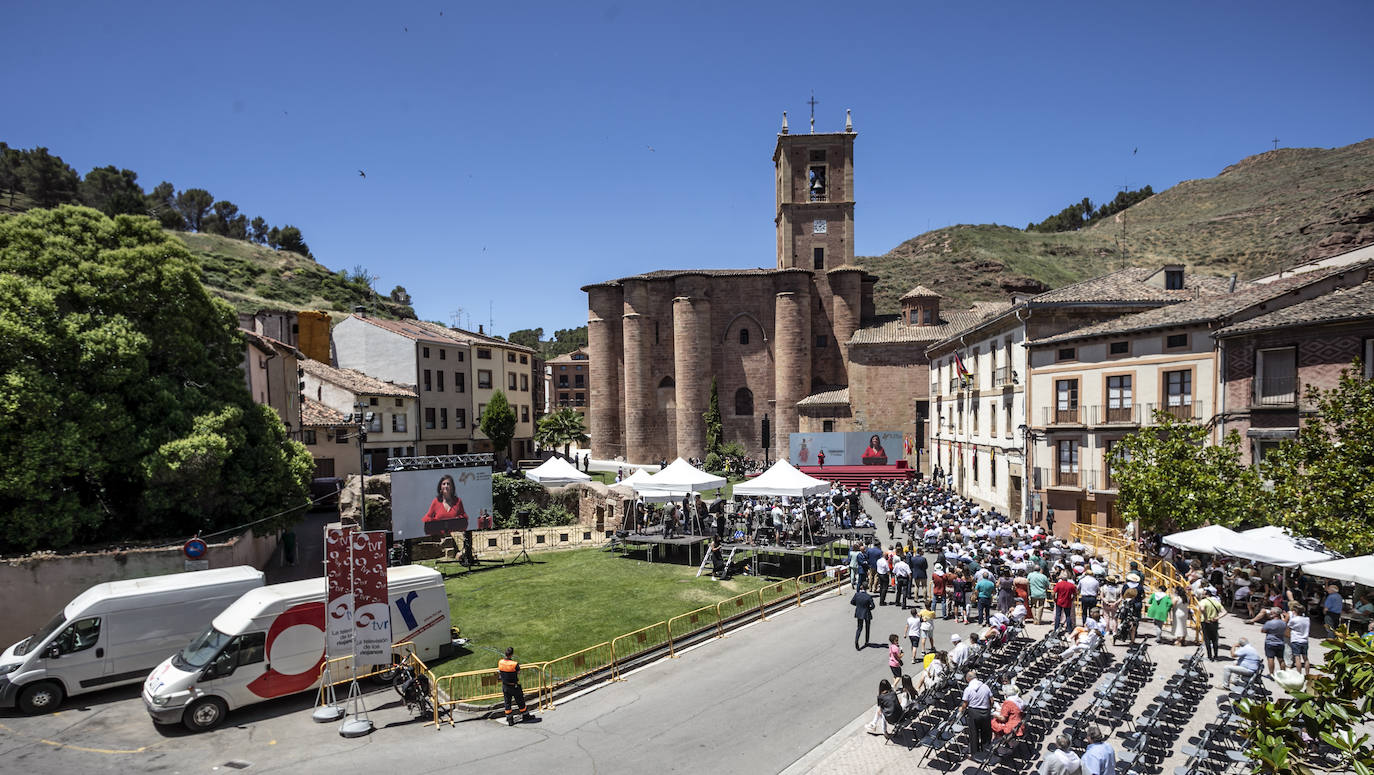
[
  {"x1": 177, "y1": 232, "x2": 415, "y2": 320},
  {"x1": 860, "y1": 138, "x2": 1374, "y2": 313}
]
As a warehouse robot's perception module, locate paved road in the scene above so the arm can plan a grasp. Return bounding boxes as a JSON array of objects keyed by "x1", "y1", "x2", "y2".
[{"x1": 0, "y1": 585, "x2": 906, "y2": 774}]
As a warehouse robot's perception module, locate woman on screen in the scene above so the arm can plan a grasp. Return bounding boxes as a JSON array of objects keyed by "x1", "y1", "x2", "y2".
[
  {"x1": 422, "y1": 474, "x2": 469, "y2": 535},
  {"x1": 861, "y1": 435, "x2": 888, "y2": 466},
  {"x1": 798, "y1": 439, "x2": 811, "y2": 464}
]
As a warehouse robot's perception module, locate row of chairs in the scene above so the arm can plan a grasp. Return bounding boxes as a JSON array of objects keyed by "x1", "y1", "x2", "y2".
[
  {"x1": 1171, "y1": 664, "x2": 1268, "y2": 775},
  {"x1": 1107, "y1": 646, "x2": 1213, "y2": 775},
  {"x1": 905, "y1": 623, "x2": 1034, "y2": 764},
  {"x1": 1063, "y1": 640, "x2": 1154, "y2": 748}
]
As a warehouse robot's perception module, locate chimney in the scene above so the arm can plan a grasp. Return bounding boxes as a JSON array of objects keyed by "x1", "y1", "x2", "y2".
[{"x1": 478, "y1": 324, "x2": 484, "y2": 335}]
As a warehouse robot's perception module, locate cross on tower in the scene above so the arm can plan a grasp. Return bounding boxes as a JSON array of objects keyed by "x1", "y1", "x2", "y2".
[
  {"x1": 808, "y1": 92, "x2": 818, "y2": 133},
  {"x1": 1272, "y1": 137, "x2": 1280, "y2": 151}
]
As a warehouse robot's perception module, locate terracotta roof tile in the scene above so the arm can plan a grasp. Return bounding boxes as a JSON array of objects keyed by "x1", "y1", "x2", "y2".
[
  {"x1": 1031, "y1": 262, "x2": 1372, "y2": 346},
  {"x1": 900, "y1": 285, "x2": 942, "y2": 301},
  {"x1": 850, "y1": 302, "x2": 1012, "y2": 346},
  {"x1": 1028, "y1": 267, "x2": 1232, "y2": 305},
  {"x1": 1214, "y1": 278, "x2": 1374, "y2": 337},
  {"x1": 796, "y1": 387, "x2": 850, "y2": 407},
  {"x1": 301, "y1": 398, "x2": 352, "y2": 428},
  {"x1": 348, "y1": 315, "x2": 535, "y2": 353},
  {"x1": 300, "y1": 358, "x2": 417, "y2": 398}
]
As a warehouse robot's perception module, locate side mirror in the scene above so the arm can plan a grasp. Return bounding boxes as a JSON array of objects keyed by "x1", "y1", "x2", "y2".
[{"x1": 44, "y1": 644, "x2": 60, "y2": 660}]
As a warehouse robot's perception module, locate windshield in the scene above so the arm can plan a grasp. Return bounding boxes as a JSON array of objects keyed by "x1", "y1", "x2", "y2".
[
  {"x1": 14, "y1": 612, "x2": 66, "y2": 656},
  {"x1": 171, "y1": 626, "x2": 232, "y2": 671}
]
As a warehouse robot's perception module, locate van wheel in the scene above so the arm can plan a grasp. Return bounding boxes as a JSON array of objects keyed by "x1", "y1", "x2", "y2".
[
  {"x1": 17, "y1": 681, "x2": 64, "y2": 714},
  {"x1": 183, "y1": 697, "x2": 228, "y2": 732}
]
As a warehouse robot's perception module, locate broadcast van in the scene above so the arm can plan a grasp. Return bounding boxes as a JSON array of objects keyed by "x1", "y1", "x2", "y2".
[
  {"x1": 143, "y1": 565, "x2": 450, "y2": 731},
  {"x1": 0, "y1": 566, "x2": 265, "y2": 714}
]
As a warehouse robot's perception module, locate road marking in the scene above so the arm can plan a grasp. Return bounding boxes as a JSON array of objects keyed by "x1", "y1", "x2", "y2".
[{"x1": 0, "y1": 723, "x2": 152, "y2": 755}]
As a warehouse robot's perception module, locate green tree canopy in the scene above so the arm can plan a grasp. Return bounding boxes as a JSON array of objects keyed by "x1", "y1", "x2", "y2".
[
  {"x1": 174, "y1": 188, "x2": 214, "y2": 232},
  {"x1": 0, "y1": 206, "x2": 313, "y2": 553},
  {"x1": 703, "y1": 377, "x2": 722, "y2": 464},
  {"x1": 1110, "y1": 412, "x2": 1262, "y2": 535},
  {"x1": 480, "y1": 390, "x2": 517, "y2": 464},
  {"x1": 507, "y1": 327, "x2": 544, "y2": 351},
  {"x1": 16, "y1": 147, "x2": 80, "y2": 208},
  {"x1": 276, "y1": 225, "x2": 311, "y2": 258},
  {"x1": 1260, "y1": 363, "x2": 1374, "y2": 555},
  {"x1": 536, "y1": 407, "x2": 588, "y2": 459},
  {"x1": 79, "y1": 166, "x2": 146, "y2": 217}
]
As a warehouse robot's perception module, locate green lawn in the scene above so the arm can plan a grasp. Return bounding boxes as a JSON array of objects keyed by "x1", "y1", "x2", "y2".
[{"x1": 421, "y1": 546, "x2": 770, "y2": 676}]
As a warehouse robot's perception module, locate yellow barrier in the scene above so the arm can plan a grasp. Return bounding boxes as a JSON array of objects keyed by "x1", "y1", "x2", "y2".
[
  {"x1": 1070, "y1": 525, "x2": 1205, "y2": 644},
  {"x1": 716, "y1": 589, "x2": 764, "y2": 625},
  {"x1": 663, "y1": 607, "x2": 719, "y2": 656},
  {"x1": 316, "y1": 640, "x2": 420, "y2": 702},
  {"x1": 540, "y1": 642, "x2": 617, "y2": 705},
  {"x1": 798, "y1": 566, "x2": 848, "y2": 596},
  {"x1": 758, "y1": 579, "x2": 800, "y2": 617}
]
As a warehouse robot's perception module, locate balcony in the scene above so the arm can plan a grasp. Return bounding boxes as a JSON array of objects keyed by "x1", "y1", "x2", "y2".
[
  {"x1": 556, "y1": 399, "x2": 587, "y2": 408},
  {"x1": 994, "y1": 365, "x2": 1012, "y2": 387},
  {"x1": 1053, "y1": 468, "x2": 1080, "y2": 488},
  {"x1": 1145, "y1": 400, "x2": 1203, "y2": 423},
  {"x1": 1042, "y1": 406, "x2": 1084, "y2": 426},
  {"x1": 1254, "y1": 376, "x2": 1298, "y2": 407},
  {"x1": 1088, "y1": 403, "x2": 1141, "y2": 426}
]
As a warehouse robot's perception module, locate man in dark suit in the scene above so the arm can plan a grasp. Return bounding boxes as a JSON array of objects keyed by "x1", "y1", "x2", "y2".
[{"x1": 851, "y1": 586, "x2": 875, "y2": 649}]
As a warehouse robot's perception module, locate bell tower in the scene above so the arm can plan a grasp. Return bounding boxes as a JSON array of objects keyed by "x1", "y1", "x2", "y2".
[{"x1": 774, "y1": 108, "x2": 856, "y2": 271}]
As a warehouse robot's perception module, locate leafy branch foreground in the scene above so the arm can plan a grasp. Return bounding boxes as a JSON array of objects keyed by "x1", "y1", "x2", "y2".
[{"x1": 1239, "y1": 629, "x2": 1374, "y2": 775}]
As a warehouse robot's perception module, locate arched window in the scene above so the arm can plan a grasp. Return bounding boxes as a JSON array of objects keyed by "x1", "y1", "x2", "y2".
[
  {"x1": 739, "y1": 328, "x2": 750, "y2": 345},
  {"x1": 735, "y1": 387, "x2": 754, "y2": 416},
  {"x1": 658, "y1": 376, "x2": 675, "y2": 389}
]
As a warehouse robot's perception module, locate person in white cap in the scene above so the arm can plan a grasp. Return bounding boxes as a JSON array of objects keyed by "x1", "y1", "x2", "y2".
[{"x1": 949, "y1": 632, "x2": 971, "y2": 669}]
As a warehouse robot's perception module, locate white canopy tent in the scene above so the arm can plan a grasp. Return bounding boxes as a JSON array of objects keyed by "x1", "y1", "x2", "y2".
[
  {"x1": 1211, "y1": 527, "x2": 1336, "y2": 568},
  {"x1": 636, "y1": 457, "x2": 726, "y2": 494},
  {"x1": 1302, "y1": 555, "x2": 1374, "y2": 587},
  {"x1": 732, "y1": 460, "x2": 831, "y2": 498},
  {"x1": 1163, "y1": 524, "x2": 1243, "y2": 553},
  {"x1": 612, "y1": 470, "x2": 687, "y2": 504},
  {"x1": 525, "y1": 456, "x2": 593, "y2": 486}
]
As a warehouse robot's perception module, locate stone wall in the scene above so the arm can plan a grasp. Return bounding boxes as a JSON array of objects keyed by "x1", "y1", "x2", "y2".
[{"x1": 0, "y1": 530, "x2": 277, "y2": 646}]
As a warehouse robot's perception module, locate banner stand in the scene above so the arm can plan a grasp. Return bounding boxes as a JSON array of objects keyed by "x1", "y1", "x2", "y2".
[
  {"x1": 338, "y1": 679, "x2": 374, "y2": 737},
  {"x1": 312, "y1": 663, "x2": 346, "y2": 722}
]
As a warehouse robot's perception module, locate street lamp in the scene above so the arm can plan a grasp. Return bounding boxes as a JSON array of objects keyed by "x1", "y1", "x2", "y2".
[
  {"x1": 1017, "y1": 424, "x2": 1043, "y2": 525},
  {"x1": 353, "y1": 401, "x2": 375, "y2": 531}
]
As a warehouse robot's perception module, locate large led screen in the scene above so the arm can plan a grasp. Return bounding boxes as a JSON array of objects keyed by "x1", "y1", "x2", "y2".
[{"x1": 390, "y1": 467, "x2": 495, "y2": 539}]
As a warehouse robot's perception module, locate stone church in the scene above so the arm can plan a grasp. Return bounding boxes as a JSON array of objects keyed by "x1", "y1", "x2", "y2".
[{"x1": 583, "y1": 112, "x2": 993, "y2": 466}]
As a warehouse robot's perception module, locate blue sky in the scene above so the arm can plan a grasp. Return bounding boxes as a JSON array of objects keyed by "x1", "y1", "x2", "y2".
[{"x1": 6, "y1": 1, "x2": 1373, "y2": 336}]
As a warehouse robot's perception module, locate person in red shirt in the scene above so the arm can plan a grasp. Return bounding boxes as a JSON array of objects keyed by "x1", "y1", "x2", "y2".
[
  {"x1": 422, "y1": 474, "x2": 469, "y2": 536},
  {"x1": 1053, "y1": 574, "x2": 1079, "y2": 632}
]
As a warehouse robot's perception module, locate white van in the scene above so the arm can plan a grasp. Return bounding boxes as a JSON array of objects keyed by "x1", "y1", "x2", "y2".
[
  {"x1": 0, "y1": 566, "x2": 265, "y2": 714},
  {"x1": 143, "y1": 565, "x2": 450, "y2": 731}
]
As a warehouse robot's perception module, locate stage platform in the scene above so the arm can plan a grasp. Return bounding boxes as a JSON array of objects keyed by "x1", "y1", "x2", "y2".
[
  {"x1": 794, "y1": 464, "x2": 917, "y2": 491},
  {"x1": 616, "y1": 529, "x2": 711, "y2": 565}
]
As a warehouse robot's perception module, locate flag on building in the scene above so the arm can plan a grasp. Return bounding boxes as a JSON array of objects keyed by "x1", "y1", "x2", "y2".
[{"x1": 953, "y1": 351, "x2": 971, "y2": 386}]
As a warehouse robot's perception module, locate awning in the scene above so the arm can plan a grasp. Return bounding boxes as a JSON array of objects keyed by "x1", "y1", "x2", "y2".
[
  {"x1": 635, "y1": 457, "x2": 726, "y2": 493},
  {"x1": 732, "y1": 460, "x2": 831, "y2": 498},
  {"x1": 1302, "y1": 555, "x2": 1374, "y2": 587},
  {"x1": 1163, "y1": 524, "x2": 1243, "y2": 553},
  {"x1": 525, "y1": 456, "x2": 592, "y2": 486},
  {"x1": 1211, "y1": 527, "x2": 1337, "y2": 568}
]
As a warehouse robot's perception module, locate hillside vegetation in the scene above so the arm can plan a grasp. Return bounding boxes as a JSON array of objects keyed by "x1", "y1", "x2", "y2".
[
  {"x1": 860, "y1": 138, "x2": 1374, "y2": 312},
  {"x1": 179, "y1": 232, "x2": 416, "y2": 319}
]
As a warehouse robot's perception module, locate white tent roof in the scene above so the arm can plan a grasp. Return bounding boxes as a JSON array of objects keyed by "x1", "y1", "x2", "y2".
[
  {"x1": 1163, "y1": 524, "x2": 1243, "y2": 553},
  {"x1": 636, "y1": 457, "x2": 726, "y2": 493},
  {"x1": 1302, "y1": 555, "x2": 1374, "y2": 587},
  {"x1": 618, "y1": 468, "x2": 655, "y2": 488},
  {"x1": 610, "y1": 469, "x2": 683, "y2": 503},
  {"x1": 732, "y1": 460, "x2": 831, "y2": 498},
  {"x1": 525, "y1": 456, "x2": 592, "y2": 486},
  {"x1": 1211, "y1": 527, "x2": 1336, "y2": 568}
]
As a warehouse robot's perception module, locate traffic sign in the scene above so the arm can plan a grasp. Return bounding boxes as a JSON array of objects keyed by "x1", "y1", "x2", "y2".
[{"x1": 183, "y1": 537, "x2": 208, "y2": 560}]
